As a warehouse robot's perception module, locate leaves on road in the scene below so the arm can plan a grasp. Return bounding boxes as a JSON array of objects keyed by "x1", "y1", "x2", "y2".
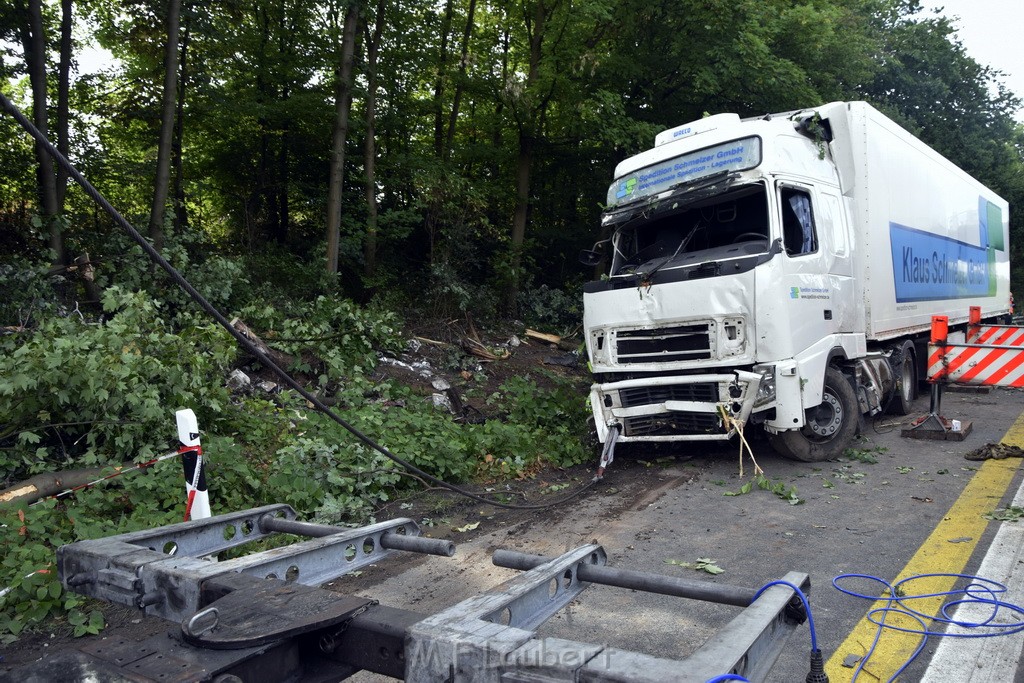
[{"x1": 665, "y1": 557, "x2": 725, "y2": 575}]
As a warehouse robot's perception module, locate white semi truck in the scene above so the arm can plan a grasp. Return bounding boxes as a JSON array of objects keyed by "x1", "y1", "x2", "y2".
[{"x1": 580, "y1": 101, "x2": 1011, "y2": 461}]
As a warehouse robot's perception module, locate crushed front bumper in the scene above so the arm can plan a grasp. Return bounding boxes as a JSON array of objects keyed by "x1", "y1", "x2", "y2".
[{"x1": 589, "y1": 370, "x2": 763, "y2": 443}]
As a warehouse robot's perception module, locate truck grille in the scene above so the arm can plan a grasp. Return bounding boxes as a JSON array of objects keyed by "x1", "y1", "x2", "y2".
[
  {"x1": 624, "y1": 413, "x2": 721, "y2": 437},
  {"x1": 615, "y1": 324, "x2": 711, "y2": 364},
  {"x1": 619, "y1": 383, "x2": 718, "y2": 408}
]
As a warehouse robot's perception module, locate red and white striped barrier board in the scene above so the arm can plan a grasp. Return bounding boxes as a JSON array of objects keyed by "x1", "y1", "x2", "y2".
[
  {"x1": 929, "y1": 313, "x2": 1024, "y2": 387},
  {"x1": 966, "y1": 306, "x2": 1024, "y2": 346}
]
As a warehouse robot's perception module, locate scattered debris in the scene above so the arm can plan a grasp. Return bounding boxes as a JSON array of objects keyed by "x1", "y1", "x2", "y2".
[
  {"x1": 723, "y1": 474, "x2": 803, "y2": 505},
  {"x1": 842, "y1": 446, "x2": 887, "y2": 464},
  {"x1": 910, "y1": 496, "x2": 933, "y2": 503},
  {"x1": 947, "y1": 537, "x2": 972, "y2": 543},
  {"x1": 983, "y1": 506, "x2": 1024, "y2": 522},
  {"x1": 431, "y1": 393, "x2": 455, "y2": 413},
  {"x1": 542, "y1": 353, "x2": 578, "y2": 367},
  {"x1": 226, "y1": 368, "x2": 252, "y2": 393},
  {"x1": 965, "y1": 443, "x2": 1024, "y2": 460},
  {"x1": 454, "y1": 521, "x2": 480, "y2": 533},
  {"x1": 411, "y1": 336, "x2": 448, "y2": 348},
  {"x1": 525, "y1": 329, "x2": 561, "y2": 345},
  {"x1": 462, "y1": 337, "x2": 508, "y2": 361},
  {"x1": 664, "y1": 557, "x2": 725, "y2": 575},
  {"x1": 525, "y1": 328, "x2": 579, "y2": 352},
  {"x1": 842, "y1": 654, "x2": 863, "y2": 668},
  {"x1": 378, "y1": 355, "x2": 435, "y2": 379}
]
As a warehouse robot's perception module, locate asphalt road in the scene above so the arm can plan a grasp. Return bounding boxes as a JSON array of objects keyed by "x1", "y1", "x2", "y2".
[{"x1": 341, "y1": 386, "x2": 1024, "y2": 682}]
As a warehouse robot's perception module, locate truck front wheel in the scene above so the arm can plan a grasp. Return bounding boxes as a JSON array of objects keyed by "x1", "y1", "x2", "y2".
[{"x1": 769, "y1": 367, "x2": 859, "y2": 462}]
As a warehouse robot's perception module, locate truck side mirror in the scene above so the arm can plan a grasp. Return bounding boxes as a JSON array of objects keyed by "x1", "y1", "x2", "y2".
[{"x1": 579, "y1": 249, "x2": 603, "y2": 267}]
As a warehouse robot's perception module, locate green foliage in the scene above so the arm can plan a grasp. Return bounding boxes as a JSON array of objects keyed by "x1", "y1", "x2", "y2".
[
  {"x1": 0, "y1": 261, "x2": 61, "y2": 328},
  {"x1": 91, "y1": 224, "x2": 248, "y2": 316},
  {"x1": 0, "y1": 286, "x2": 235, "y2": 475},
  {"x1": 724, "y1": 474, "x2": 804, "y2": 505},
  {"x1": 487, "y1": 373, "x2": 591, "y2": 467},
  {"x1": 0, "y1": 503, "x2": 104, "y2": 643},
  {"x1": 984, "y1": 506, "x2": 1024, "y2": 522},
  {"x1": 236, "y1": 296, "x2": 404, "y2": 381},
  {"x1": 517, "y1": 284, "x2": 583, "y2": 336},
  {"x1": 843, "y1": 445, "x2": 887, "y2": 464},
  {"x1": 239, "y1": 248, "x2": 335, "y2": 304}
]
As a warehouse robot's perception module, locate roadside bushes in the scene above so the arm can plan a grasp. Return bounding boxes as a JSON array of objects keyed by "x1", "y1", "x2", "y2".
[{"x1": 0, "y1": 286, "x2": 236, "y2": 476}]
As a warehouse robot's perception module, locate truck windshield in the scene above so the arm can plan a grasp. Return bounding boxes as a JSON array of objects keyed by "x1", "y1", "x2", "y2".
[{"x1": 610, "y1": 183, "x2": 770, "y2": 276}]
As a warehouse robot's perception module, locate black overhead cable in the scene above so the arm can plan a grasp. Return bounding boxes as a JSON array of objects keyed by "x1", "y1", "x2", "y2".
[{"x1": 0, "y1": 90, "x2": 595, "y2": 511}]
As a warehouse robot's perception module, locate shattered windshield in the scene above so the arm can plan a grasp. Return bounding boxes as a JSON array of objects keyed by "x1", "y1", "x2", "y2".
[{"x1": 610, "y1": 183, "x2": 770, "y2": 277}]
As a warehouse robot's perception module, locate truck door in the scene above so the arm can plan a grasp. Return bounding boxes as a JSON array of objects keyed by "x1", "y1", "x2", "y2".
[{"x1": 771, "y1": 181, "x2": 843, "y2": 357}]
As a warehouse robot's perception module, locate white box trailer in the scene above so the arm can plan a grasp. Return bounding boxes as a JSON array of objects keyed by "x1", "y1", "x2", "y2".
[{"x1": 581, "y1": 101, "x2": 1010, "y2": 461}]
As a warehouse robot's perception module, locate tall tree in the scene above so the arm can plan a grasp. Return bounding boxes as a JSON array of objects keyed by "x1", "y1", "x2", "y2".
[
  {"x1": 325, "y1": 1, "x2": 359, "y2": 274},
  {"x1": 55, "y1": 0, "x2": 72, "y2": 209},
  {"x1": 362, "y1": 0, "x2": 386, "y2": 279},
  {"x1": 20, "y1": 0, "x2": 63, "y2": 266},
  {"x1": 443, "y1": 0, "x2": 476, "y2": 159},
  {"x1": 171, "y1": 11, "x2": 189, "y2": 232},
  {"x1": 147, "y1": 0, "x2": 182, "y2": 252}
]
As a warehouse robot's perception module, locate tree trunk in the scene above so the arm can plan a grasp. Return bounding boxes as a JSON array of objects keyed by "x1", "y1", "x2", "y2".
[
  {"x1": 325, "y1": 3, "x2": 359, "y2": 274},
  {"x1": 508, "y1": 130, "x2": 533, "y2": 306},
  {"x1": 491, "y1": 22, "x2": 509, "y2": 154},
  {"x1": 506, "y1": 1, "x2": 548, "y2": 309},
  {"x1": 444, "y1": 0, "x2": 476, "y2": 159},
  {"x1": 273, "y1": 2, "x2": 291, "y2": 244},
  {"x1": 432, "y1": 0, "x2": 455, "y2": 158},
  {"x1": 147, "y1": 0, "x2": 182, "y2": 253},
  {"x1": 23, "y1": 0, "x2": 63, "y2": 267},
  {"x1": 362, "y1": 0, "x2": 386, "y2": 279},
  {"x1": 172, "y1": 14, "x2": 190, "y2": 232},
  {"x1": 275, "y1": 119, "x2": 289, "y2": 243},
  {"x1": 55, "y1": 0, "x2": 72, "y2": 211}
]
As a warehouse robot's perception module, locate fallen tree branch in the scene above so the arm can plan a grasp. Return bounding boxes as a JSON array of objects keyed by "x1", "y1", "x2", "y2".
[
  {"x1": 1, "y1": 450, "x2": 183, "y2": 506},
  {"x1": 230, "y1": 317, "x2": 295, "y2": 367},
  {"x1": 2, "y1": 467, "x2": 112, "y2": 505},
  {"x1": 461, "y1": 337, "x2": 507, "y2": 361},
  {"x1": 525, "y1": 328, "x2": 579, "y2": 352},
  {"x1": 413, "y1": 335, "x2": 450, "y2": 347}
]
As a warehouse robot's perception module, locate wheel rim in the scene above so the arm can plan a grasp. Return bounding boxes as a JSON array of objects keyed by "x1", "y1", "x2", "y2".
[{"x1": 805, "y1": 390, "x2": 844, "y2": 440}]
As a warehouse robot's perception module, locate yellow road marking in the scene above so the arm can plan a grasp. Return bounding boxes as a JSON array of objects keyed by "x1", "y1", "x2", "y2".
[{"x1": 824, "y1": 413, "x2": 1024, "y2": 681}]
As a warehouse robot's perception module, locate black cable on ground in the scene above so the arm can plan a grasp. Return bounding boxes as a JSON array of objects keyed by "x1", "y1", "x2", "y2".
[{"x1": 0, "y1": 91, "x2": 595, "y2": 511}]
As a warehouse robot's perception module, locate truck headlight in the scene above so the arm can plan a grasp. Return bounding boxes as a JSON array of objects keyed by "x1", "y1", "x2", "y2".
[{"x1": 753, "y1": 366, "x2": 776, "y2": 407}]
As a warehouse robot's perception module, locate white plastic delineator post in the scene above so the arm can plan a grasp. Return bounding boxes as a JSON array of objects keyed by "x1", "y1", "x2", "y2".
[{"x1": 175, "y1": 408, "x2": 210, "y2": 520}]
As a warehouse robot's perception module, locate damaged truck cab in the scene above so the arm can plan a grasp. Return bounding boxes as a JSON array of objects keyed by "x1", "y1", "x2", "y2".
[{"x1": 582, "y1": 101, "x2": 1010, "y2": 461}]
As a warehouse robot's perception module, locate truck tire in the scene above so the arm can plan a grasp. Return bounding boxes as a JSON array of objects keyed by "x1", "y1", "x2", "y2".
[
  {"x1": 887, "y1": 341, "x2": 917, "y2": 416},
  {"x1": 769, "y1": 367, "x2": 859, "y2": 462}
]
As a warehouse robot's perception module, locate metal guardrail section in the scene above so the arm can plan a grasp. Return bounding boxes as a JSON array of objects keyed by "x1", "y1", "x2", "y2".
[{"x1": 33, "y1": 506, "x2": 812, "y2": 682}]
